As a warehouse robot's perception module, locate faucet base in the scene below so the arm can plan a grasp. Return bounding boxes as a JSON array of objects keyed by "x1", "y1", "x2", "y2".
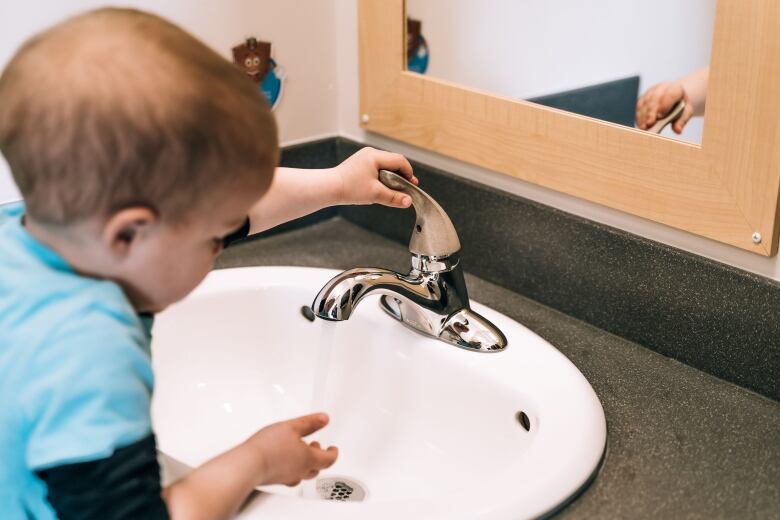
[{"x1": 379, "y1": 295, "x2": 508, "y2": 353}]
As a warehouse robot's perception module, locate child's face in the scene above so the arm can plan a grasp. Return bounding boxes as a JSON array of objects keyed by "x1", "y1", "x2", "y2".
[{"x1": 117, "y1": 181, "x2": 264, "y2": 313}]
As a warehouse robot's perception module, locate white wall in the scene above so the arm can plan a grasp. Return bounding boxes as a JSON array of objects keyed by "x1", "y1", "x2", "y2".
[
  {"x1": 406, "y1": 0, "x2": 715, "y2": 144},
  {"x1": 0, "y1": 0, "x2": 340, "y2": 203},
  {"x1": 334, "y1": 0, "x2": 780, "y2": 281}
]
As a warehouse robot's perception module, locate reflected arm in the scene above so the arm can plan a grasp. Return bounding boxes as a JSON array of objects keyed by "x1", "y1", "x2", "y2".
[{"x1": 680, "y1": 67, "x2": 709, "y2": 116}]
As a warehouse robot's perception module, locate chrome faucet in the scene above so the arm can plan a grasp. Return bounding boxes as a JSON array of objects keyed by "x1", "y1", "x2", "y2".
[{"x1": 311, "y1": 170, "x2": 507, "y2": 353}]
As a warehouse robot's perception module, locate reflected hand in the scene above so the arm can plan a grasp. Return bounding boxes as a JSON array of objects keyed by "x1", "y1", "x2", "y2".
[{"x1": 636, "y1": 81, "x2": 695, "y2": 134}]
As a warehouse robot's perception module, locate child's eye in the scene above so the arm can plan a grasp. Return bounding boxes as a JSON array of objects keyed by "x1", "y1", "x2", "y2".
[
  {"x1": 252, "y1": 56, "x2": 261, "y2": 66},
  {"x1": 244, "y1": 57, "x2": 252, "y2": 67}
]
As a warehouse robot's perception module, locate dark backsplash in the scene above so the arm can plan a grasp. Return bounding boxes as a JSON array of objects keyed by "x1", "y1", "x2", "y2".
[{"x1": 271, "y1": 137, "x2": 780, "y2": 401}]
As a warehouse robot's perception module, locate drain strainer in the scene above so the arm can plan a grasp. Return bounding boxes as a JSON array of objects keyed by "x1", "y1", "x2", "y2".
[{"x1": 315, "y1": 476, "x2": 367, "y2": 502}]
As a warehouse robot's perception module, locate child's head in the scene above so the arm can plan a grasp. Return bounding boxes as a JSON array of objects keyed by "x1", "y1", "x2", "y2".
[{"x1": 0, "y1": 8, "x2": 277, "y2": 311}]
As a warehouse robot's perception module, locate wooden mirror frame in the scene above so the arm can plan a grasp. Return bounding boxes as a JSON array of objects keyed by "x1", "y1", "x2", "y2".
[{"x1": 358, "y1": 0, "x2": 780, "y2": 256}]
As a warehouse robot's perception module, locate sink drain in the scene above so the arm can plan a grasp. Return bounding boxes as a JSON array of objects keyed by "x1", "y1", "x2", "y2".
[{"x1": 315, "y1": 476, "x2": 367, "y2": 502}]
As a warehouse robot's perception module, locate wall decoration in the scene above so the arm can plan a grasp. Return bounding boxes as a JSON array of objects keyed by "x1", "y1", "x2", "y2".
[
  {"x1": 406, "y1": 18, "x2": 429, "y2": 74},
  {"x1": 232, "y1": 37, "x2": 285, "y2": 110}
]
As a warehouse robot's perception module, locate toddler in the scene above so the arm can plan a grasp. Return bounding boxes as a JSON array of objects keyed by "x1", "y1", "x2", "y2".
[{"x1": 0, "y1": 8, "x2": 416, "y2": 519}]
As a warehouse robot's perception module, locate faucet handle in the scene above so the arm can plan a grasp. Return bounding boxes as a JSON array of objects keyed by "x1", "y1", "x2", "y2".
[{"x1": 379, "y1": 170, "x2": 461, "y2": 258}]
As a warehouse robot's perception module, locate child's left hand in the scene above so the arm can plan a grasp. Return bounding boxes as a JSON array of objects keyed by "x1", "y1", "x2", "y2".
[{"x1": 333, "y1": 147, "x2": 418, "y2": 208}]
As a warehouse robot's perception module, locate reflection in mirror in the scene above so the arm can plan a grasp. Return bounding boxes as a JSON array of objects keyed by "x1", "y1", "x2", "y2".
[{"x1": 405, "y1": 1, "x2": 716, "y2": 144}]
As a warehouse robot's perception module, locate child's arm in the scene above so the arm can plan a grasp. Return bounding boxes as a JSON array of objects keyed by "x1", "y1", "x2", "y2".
[
  {"x1": 247, "y1": 147, "x2": 418, "y2": 234},
  {"x1": 636, "y1": 67, "x2": 709, "y2": 134},
  {"x1": 163, "y1": 413, "x2": 337, "y2": 520}
]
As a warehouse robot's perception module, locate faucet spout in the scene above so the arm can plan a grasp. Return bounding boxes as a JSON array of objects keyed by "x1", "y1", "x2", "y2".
[
  {"x1": 312, "y1": 267, "x2": 437, "y2": 321},
  {"x1": 310, "y1": 171, "x2": 507, "y2": 353}
]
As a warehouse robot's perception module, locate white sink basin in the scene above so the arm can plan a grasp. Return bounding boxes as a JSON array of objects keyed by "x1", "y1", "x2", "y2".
[{"x1": 151, "y1": 266, "x2": 606, "y2": 519}]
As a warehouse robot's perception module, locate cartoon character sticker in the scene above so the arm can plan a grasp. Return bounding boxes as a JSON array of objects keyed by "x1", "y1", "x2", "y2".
[
  {"x1": 406, "y1": 18, "x2": 429, "y2": 74},
  {"x1": 232, "y1": 37, "x2": 285, "y2": 110}
]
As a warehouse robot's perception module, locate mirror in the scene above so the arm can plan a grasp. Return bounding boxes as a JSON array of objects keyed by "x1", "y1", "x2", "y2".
[
  {"x1": 406, "y1": 0, "x2": 716, "y2": 144},
  {"x1": 360, "y1": 0, "x2": 780, "y2": 255}
]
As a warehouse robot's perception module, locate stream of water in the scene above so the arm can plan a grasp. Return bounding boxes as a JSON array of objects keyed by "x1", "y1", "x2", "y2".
[
  {"x1": 300, "y1": 323, "x2": 338, "y2": 499},
  {"x1": 310, "y1": 323, "x2": 337, "y2": 413}
]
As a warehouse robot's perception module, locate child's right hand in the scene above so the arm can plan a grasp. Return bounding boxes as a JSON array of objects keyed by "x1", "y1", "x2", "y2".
[
  {"x1": 248, "y1": 412, "x2": 338, "y2": 487},
  {"x1": 163, "y1": 413, "x2": 338, "y2": 519},
  {"x1": 636, "y1": 80, "x2": 694, "y2": 134}
]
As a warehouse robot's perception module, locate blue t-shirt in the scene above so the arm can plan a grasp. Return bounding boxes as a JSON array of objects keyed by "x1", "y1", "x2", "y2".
[{"x1": 0, "y1": 202, "x2": 155, "y2": 519}]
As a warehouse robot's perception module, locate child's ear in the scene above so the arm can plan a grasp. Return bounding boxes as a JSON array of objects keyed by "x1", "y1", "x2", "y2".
[{"x1": 103, "y1": 207, "x2": 158, "y2": 257}]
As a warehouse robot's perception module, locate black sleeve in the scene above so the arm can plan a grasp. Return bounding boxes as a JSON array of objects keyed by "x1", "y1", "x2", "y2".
[
  {"x1": 222, "y1": 217, "x2": 251, "y2": 248},
  {"x1": 35, "y1": 433, "x2": 169, "y2": 520}
]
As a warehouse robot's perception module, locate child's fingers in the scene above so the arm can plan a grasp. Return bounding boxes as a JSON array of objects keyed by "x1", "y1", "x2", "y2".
[
  {"x1": 644, "y1": 94, "x2": 661, "y2": 127},
  {"x1": 636, "y1": 85, "x2": 661, "y2": 128},
  {"x1": 378, "y1": 186, "x2": 412, "y2": 208},
  {"x1": 311, "y1": 445, "x2": 339, "y2": 469},
  {"x1": 369, "y1": 149, "x2": 418, "y2": 185},
  {"x1": 658, "y1": 90, "x2": 682, "y2": 120},
  {"x1": 289, "y1": 413, "x2": 329, "y2": 436},
  {"x1": 639, "y1": 96, "x2": 659, "y2": 128},
  {"x1": 638, "y1": 82, "x2": 688, "y2": 132},
  {"x1": 672, "y1": 103, "x2": 695, "y2": 134}
]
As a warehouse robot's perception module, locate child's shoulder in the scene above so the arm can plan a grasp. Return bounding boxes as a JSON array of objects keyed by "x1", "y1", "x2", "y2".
[
  {"x1": 1, "y1": 200, "x2": 145, "y2": 343},
  {"x1": 0, "y1": 241, "x2": 154, "y2": 399},
  {"x1": 0, "y1": 241, "x2": 147, "y2": 357},
  {"x1": 0, "y1": 245, "x2": 152, "y2": 386},
  {"x1": 0, "y1": 210, "x2": 155, "y2": 471},
  {"x1": 1, "y1": 200, "x2": 154, "y2": 441},
  {"x1": 0, "y1": 199, "x2": 23, "y2": 219}
]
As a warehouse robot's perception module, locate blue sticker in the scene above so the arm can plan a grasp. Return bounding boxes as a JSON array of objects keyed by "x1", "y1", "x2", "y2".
[
  {"x1": 408, "y1": 35, "x2": 429, "y2": 74},
  {"x1": 260, "y1": 58, "x2": 284, "y2": 110}
]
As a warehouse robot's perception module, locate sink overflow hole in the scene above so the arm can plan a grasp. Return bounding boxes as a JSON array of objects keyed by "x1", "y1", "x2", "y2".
[
  {"x1": 316, "y1": 477, "x2": 367, "y2": 502},
  {"x1": 300, "y1": 305, "x2": 316, "y2": 322},
  {"x1": 516, "y1": 411, "x2": 531, "y2": 432}
]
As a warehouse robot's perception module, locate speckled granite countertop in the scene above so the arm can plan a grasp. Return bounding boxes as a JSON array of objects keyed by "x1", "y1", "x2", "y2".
[{"x1": 217, "y1": 218, "x2": 780, "y2": 519}]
